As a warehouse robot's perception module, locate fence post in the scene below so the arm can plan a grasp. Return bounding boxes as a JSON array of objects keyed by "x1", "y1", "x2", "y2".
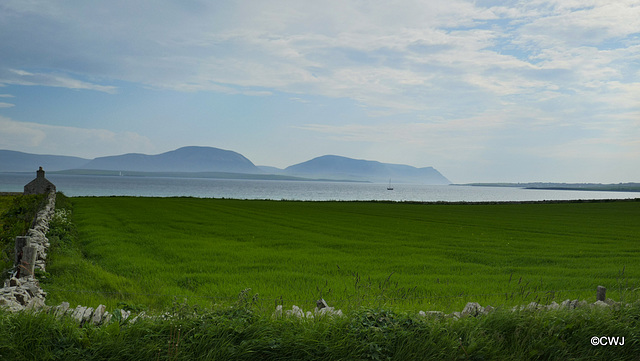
[
  {"x1": 15, "y1": 236, "x2": 28, "y2": 265},
  {"x1": 19, "y1": 245, "x2": 37, "y2": 278},
  {"x1": 596, "y1": 285, "x2": 606, "y2": 302}
]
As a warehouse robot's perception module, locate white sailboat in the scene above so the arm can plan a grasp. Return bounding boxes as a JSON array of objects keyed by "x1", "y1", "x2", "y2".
[{"x1": 387, "y1": 179, "x2": 394, "y2": 190}]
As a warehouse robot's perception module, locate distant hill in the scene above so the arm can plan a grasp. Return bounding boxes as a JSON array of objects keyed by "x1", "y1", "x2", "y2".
[
  {"x1": 80, "y1": 146, "x2": 260, "y2": 173},
  {"x1": 0, "y1": 150, "x2": 90, "y2": 172},
  {"x1": 257, "y1": 165, "x2": 285, "y2": 174},
  {"x1": 1, "y1": 148, "x2": 452, "y2": 184},
  {"x1": 284, "y1": 155, "x2": 451, "y2": 184}
]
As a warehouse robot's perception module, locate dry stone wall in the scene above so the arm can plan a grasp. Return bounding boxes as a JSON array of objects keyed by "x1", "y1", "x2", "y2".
[
  {"x1": 0, "y1": 191, "x2": 117, "y2": 325},
  {"x1": 0, "y1": 191, "x2": 55, "y2": 311}
]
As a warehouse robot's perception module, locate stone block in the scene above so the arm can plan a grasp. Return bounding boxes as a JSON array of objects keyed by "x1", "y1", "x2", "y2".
[
  {"x1": 316, "y1": 298, "x2": 329, "y2": 309},
  {"x1": 26, "y1": 297, "x2": 45, "y2": 310},
  {"x1": 285, "y1": 305, "x2": 304, "y2": 318},
  {"x1": 82, "y1": 307, "x2": 94, "y2": 323},
  {"x1": 72, "y1": 306, "x2": 87, "y2": 322},
  {"x1": 54, "y1": 302, "x2": 70, "y2": 318},
  {"x1": 546, "y1": 301, "x2": 560, "y2": 310},
  {"x1": 461, "y1": 302, "x2": 484, "y2": 317},
  {"x1": 526, "y1": 302, "x2": 539, "y2": 310},
  {"x1": 92, "y1": 305, "x2": 107, "y2": 325},
  {"x1": 14, "y1": 291, "x2": 28, "y2": 306},
  {"x1": 103, "y1": 312, "x2": 113, "y2": 324},
  {"x1": 130, "y1": 311, "x2": 146, "y2": 324},
  {"x1": 419, "y1": 310, "x2": 444, "y2": 318},
  {"x1": 24, "y1": 283, "x2": 40, "y2": 298},
  {"x1": 449, "y1": 311, "x2": 461, "y2": 319},
  {"x1": 121, "y1": 309, "x2": 131, "y2": 321},
  {"x1": 593, "y1": 300, "x2": 608, "y2": 308},
  {"x1": 605, "y1": 298, "x2": 617, "y2": 306},
  {"x1": 597, "y1": 286, "x2": 607, "y2": 302}
]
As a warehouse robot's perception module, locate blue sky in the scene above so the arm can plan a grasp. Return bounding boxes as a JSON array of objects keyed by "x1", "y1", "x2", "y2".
[{"x1": 1, "y1": 0, "x2": 639, "y2": 183}]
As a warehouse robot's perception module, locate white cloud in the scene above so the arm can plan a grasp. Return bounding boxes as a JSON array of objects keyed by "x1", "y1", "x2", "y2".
[
  {"x1": 520, "y1": 1, "x2": 640, "y2": 45},
  {"x1": 0, "y1": 116, "x2": 154, "y2": 158},
  {"x1": 295, "y1": 110, "x2": 513, "y2": 161},
  {"x1": 0, "y1": 102, "x2": 14, "y2": 108},
  {"x1": 1, "y1": 0, "x2": 637, "y2": 115},
  {"x1": 0, "y1": 69, "x2": 116, "y2": 93},
  {"x1": 0, "y1": 0, "x2": 638, "y2": 181}
]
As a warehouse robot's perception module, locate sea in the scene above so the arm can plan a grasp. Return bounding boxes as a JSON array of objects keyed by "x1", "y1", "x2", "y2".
[{"x1": 1, "y1": 172, "x2": 638, "y2": 202}]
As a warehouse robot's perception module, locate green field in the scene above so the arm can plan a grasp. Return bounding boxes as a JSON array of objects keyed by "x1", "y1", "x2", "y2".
[{"x1": 44, "y1": 197, "x2": 640, "y2": 313}]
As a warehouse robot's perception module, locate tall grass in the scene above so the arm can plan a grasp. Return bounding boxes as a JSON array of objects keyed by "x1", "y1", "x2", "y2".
[
  {"x1": 1, "y1": 300, "x2": 639, "y2": 360},
  {"x1": 42, "y1": 197, "x2": 640, "y2": 313}
]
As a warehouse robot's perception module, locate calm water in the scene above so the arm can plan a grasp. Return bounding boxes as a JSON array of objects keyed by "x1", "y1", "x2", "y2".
[{"x1": 1, "y1": 172, "x2": 638, "y2": 202}]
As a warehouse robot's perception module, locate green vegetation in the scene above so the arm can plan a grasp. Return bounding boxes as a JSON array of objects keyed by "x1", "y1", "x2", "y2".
[
  {"x1": 3, "y1": 195, "x2": 640, "y2": 360},
  {"x1": 0, "y1": 193, "x2": 46, "y2": 273},
  {"x1": 1, "y1": 300, "x2": 639, "y2": 360},
  {"x1": 43, "y1": 197, "x2": 640, "y2": 314}
]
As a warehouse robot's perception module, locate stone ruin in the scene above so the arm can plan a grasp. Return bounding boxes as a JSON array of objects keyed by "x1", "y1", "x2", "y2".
[{"x1": 24, "y1": 167, "x2": 56, "y2": 195}]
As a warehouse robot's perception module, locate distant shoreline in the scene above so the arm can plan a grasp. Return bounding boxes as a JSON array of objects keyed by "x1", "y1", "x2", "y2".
[
  {"x1": 458, "y1": 182, "x2": 640, "y2": 193},
  {"x1": 64, "y1": 196, "x2": 640, "y2": 206}
]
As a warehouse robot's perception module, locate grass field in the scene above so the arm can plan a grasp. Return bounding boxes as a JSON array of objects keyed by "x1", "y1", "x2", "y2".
[{"x1": 44, "y1": 197, "x2": 640, "y2": 313}]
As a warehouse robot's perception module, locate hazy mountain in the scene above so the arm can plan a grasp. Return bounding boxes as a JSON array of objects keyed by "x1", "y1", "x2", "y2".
[
  {"x1": 80, "y1": 146, "x2": 260, "y2": 173},
  {"x1": 284, "y1": 155, "x2": 451, "y2": 184},
  {"x1": 2, "y1": 148, "x2": 452, "y2": 184},
  {"x1": 257, "y1": 165, "x2": 285, "y2": 174},
  {"x1": 0, "y1": 150, "x2": 90, "y2": 172}
]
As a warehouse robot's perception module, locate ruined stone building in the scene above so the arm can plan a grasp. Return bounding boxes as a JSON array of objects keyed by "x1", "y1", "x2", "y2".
[{"x1": 24, "y1": 167, "x2": 56, "y2": 195}]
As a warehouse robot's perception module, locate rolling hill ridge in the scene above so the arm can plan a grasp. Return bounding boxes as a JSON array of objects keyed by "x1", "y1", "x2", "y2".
[
  {"x1": 284, "y1": 155, "x2": 451, "y2": 184},
  {"x1": 80, "y1": 146, "x2": 259, "y2": 173},
  {"x1": 0, "y1": 147, "x2": 450, "y2": 184},
  {"x1": 0, "y1": 150, "x2": 90, "y2": 172}
]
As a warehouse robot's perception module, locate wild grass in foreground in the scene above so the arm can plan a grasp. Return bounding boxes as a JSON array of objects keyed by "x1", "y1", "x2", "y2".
[
  {"x1": 1, "y1": 298, "x2": 639, "y2": 361},
  {"x1": 42, "y1": 196, "x2": 640, "y2": 314}
]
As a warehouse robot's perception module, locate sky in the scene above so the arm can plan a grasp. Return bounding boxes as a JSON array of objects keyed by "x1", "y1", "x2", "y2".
[{"x1": 0, "y1": 0, "x2": 639, "y2": 183}]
